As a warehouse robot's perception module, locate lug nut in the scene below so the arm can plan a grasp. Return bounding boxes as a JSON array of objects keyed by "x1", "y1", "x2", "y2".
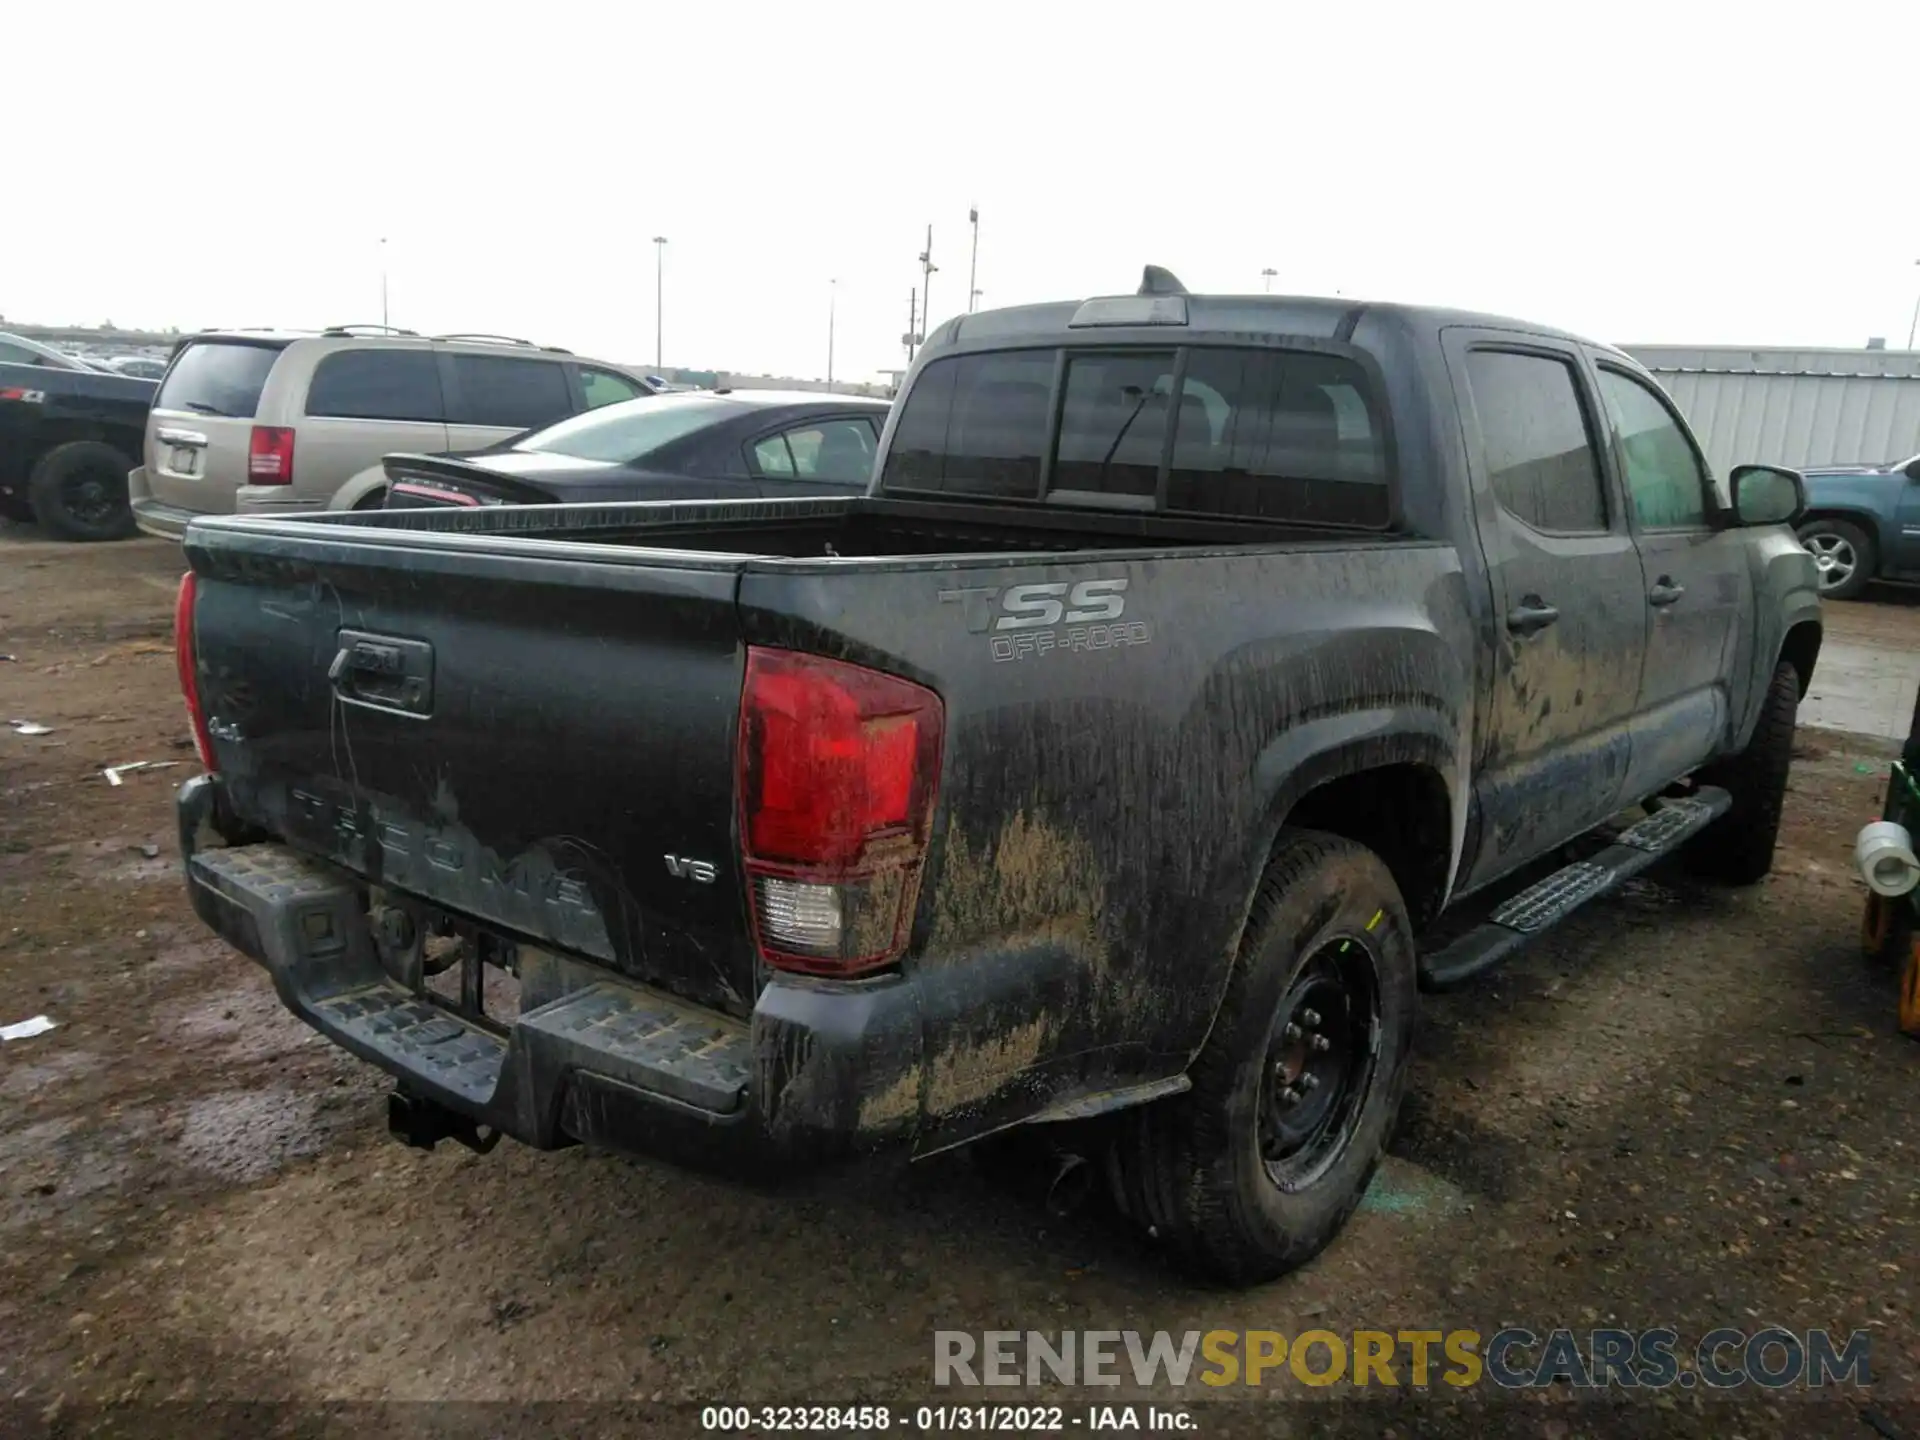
[
  {"x1": 1279, "y1": 1088, "x2": 1300, "y2": 1106},
  {"x1": 1311, "y1": 1035, "x2": 1331, "y2": 1052},
  {"x1": 1301, "y1": 1073, "x2": 1321, "y2": 1091},
  {"x1": 1283, "y1": 1022, "x2": 1302, "y2": 1041},
  {"x1": 1301, "y1": 1008, "x2": 1322, "y2": 1027}
]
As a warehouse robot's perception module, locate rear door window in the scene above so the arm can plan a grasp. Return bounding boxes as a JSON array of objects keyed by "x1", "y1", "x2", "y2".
[
  {"x1": 758, "y1": 417, "x2": 878, "y2": 484},
  {"x1": 448, "y1": 355, "x2": 575, "y2": 430},
  {"x1": 305, "y1": 350, "x2": 445, "y2": 422},
  {"x1": 881, "y1": 350, "x2": 1054, "y2": 497},
  {"x1": 1465, "y1": 350, "x2": 1607, "y2": 534},
  {"x1": 155, "y1": 340, "x2": 287, "y2": 418}
]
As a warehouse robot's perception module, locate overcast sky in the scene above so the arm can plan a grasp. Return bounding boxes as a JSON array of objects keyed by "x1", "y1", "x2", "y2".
[{"x1": 10, "y1": 1, "x2": 1919, "y2": 383}]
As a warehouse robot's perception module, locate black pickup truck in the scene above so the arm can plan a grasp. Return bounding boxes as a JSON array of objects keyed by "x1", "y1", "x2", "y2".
[
  {"x1": 0, "y1": 359, "x2": 153, "y2": 539},
  {"x1": 170, "y1": 271, "x2": 1820, "y2": 1284}
]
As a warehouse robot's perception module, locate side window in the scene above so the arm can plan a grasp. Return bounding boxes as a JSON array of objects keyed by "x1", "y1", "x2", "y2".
[
  {"x1": 752, "y1": 434, "x2": 796, "y2": 478},
  {"x1": 447, "y1": 355, "x2": 575, "y2": 431},
  {"x1": 1596, "y1": 368, "x2": 1709, "y2": 529},
  {"x1": 0, "y1": 340, "x2": 41, "y2": 364},
  {"x1": 1465, "y1": 350, "x2": 1607, "y2": 534},
  {"x1": 306, "y1": 350, "x2": 444, "y2": 422},
  {"x1": 766, "y1": 418, "x2": 877, "y2": 484},
  {"x1": 581, "y1": 367, "x2": 644, "y2": 409}
]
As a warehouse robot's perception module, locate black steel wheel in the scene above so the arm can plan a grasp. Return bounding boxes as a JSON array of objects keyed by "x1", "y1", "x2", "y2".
[
  {"x1": 1109, "y1": 828, "x2": 1417, "y2": 1286},
  {"x1": 1257, "y1": 936, "x2": 1382, "y2": 1191}
]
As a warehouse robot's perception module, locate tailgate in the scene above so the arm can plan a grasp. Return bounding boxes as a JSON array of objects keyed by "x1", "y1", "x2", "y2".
[
  {"x1": 186, "y1": 525, "x2": 756, "y2": 1013},
  {"x1": 146, "y1": 338, "x2": 288, "y2": 514}
]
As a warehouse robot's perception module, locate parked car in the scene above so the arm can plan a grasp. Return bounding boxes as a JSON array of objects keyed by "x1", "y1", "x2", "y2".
[
  {"x1": 0, "y1": 332, "x2": 108, "y2": 373},
  {"x1": 100, "y1": 355, "x2": 169, "y2": 381},
  {"x1": 1793, "y1": 453, "x2": 1920, "y2": 599},
  {"x1": 0, "y1": 359, "x2": 155, "y2": 538},
  {"x1": 381, "y1": 389, "x2": 889, "y2": 508},
  {"x1": 128, "y1": 327, "x2": 656, "y2": 538},
  {"x1": 170, "y1": 271, "x2": 1818, "y2": 1285}
]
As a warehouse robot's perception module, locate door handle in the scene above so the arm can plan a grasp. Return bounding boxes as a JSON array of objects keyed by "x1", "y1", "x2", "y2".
[
  {"x1": 1649, "y1": 579, "x2": 1686, "y2": 607},
  {"x1": 1506, "y1": 597, "x2": 1560, "y2": 635}
]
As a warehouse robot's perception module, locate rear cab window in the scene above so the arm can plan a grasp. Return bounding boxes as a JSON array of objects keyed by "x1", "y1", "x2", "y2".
[
  {"x1": 880, "y1": 343, "x2": 1391, "y2": 527},
  {"x1": 155, "y1": 340, "x2": 287, "y2": 418}
]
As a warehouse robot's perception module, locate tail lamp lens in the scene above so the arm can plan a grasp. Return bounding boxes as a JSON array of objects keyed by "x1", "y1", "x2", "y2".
[
  {"x1": 174, "y1": 571, "x2": 216, "y2": 771},
  {"x1": 738, "y1": 648, "x2": 944, "y2": 976},
  {"x1": 247, "y1": 426, "x2": 295, "y2": 483}
]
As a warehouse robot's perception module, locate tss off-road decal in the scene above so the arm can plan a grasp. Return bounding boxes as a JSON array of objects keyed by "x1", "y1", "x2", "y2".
[{"x1": 939, "y1": 577, "x2": 1152, "y2": 662}]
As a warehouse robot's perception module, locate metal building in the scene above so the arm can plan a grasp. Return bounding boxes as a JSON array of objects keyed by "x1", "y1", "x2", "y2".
[{"x1": 1623, "y1": 345, "x2": 1920, "y2": 475}]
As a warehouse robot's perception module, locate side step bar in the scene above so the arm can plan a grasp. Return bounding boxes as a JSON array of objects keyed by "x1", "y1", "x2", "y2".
[{"x1": 1420, "y1": 787, "x2": 1731, "y2": 993}]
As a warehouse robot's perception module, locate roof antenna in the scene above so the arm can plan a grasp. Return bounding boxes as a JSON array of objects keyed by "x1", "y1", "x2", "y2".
[{"x1": 1138, "y1": 265, "x2": 1188, "y2": 297}]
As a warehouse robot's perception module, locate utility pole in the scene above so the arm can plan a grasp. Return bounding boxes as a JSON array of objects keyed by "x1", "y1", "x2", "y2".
[
  {"x1": 968, "y1": 206, "x2": 979, "y2": 313},
  {"x1": 918, "y1": 225, "x2": 937, "y2": 340},
  {"x1": 1908, "y1": 259, "x2": 1920, "y2": 350},
  {"x1": 380, "y1": 238, "x2": 389, "y2": 327},
  {"x1": 652, "y1": 236, "x2": 668, "y2": 369},
  {"x1": 1261, "y1": 267, "x2": 1277, "y2": 293},
  {"x1": 905, "y1": 290, "x2": 919, "y2": 364},
  {"x1": 827, "y1": 278, "x2": 837, "y2": 390}
]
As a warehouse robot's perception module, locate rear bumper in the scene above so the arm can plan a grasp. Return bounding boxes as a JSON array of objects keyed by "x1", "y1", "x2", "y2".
[
  {"x1": 129, "y1": 481, "x2": 197, "y2": 540},
  {"x1": 176, "y1": 775, "x2": 923, "y2": 1174}
]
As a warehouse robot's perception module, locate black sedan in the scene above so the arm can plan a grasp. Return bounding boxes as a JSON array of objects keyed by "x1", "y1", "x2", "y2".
[{"x1": 382, "y1": 388, "x2": 891, "y2": 508}]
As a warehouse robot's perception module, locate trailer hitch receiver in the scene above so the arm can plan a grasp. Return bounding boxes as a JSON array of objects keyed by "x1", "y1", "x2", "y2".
[{"x1": 387, "y1": 1088, "x2": 503, "y2": 1155}]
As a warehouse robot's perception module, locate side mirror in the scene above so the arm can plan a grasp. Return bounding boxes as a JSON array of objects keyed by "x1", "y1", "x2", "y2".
[
  {"x1": 1729, "y1": 464, "x2": 1805, "y2": 527},
  {"x1": 1902, "y1": 456, "x2": 1920, "y2": 483}
]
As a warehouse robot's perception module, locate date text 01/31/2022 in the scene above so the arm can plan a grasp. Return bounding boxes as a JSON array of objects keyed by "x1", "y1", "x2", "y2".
[{"x1": 699, "y1": 1404, "x2": 1194, "y2": 1431}]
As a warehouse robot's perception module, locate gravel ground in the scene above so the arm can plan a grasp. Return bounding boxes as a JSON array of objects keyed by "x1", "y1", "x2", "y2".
[{"x1": 0, "y1": 521, "x2": 1915, "y2": 1439}]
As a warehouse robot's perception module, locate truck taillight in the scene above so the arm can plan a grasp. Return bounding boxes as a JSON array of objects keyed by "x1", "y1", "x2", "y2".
[
  {"x1": 174, "y1": 571, "x2": 216, "y2": 772},
  {"x1": 248, "y1": 426, "x2": 295, "y2": 484},
  {"x1": 737, "y1": 647, "x2": 944, "y2": 977}
]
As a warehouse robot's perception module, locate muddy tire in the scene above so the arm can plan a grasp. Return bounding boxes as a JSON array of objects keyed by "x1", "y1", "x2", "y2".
[
  {"x1": 28, "y1": 441, "x2": 138, "y2": 542},
  {"x1": 1685, "y1": 661, "x2": 1799, "y2": 885},
  {"x1": 1113, "y1": 829, "x2": 1417, "y2": 1286},
  {"x1": 1795, "y1": 517, "x2": 1874, "y2": 600}
]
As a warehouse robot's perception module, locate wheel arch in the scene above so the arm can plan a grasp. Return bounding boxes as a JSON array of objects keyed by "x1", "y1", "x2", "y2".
[{"x1": 1189, "y1": 715, "x2": 1459, "y2": 1069}]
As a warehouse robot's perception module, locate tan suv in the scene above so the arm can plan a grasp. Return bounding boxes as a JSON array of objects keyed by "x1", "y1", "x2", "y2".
[{"x1": 129, "y1": 328, "x2": 654, "y2": 538}]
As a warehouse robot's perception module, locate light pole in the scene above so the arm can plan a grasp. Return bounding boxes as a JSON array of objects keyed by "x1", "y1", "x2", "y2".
[
  {"x1": 1261, "y1": 267, "x2": 1277, "y2": 293},
  {"x1": 827, "y1": 278, "x2": 837, "y2": 390},
  {"x1": 652, "y1": 236, "x2": 668, "y2": 369},
  {"x1": 918, "y1": 225, "x2": 937, "y2": 339},
  {"x1": 967, "y1": 206, "x2": 979, "y2": 313},
  {"x1": 380, "y1": 237, "x2": 389, "y2": 327},
  {"x1": 1908, "y1": 259, "x2": 1920, "y2": 350},
  {"x1": 972, "y1": 288, "x2": 984, "y2": 310}
]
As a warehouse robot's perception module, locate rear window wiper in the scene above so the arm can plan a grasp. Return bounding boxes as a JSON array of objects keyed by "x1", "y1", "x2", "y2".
[{"x1": 176, "y1": 401, "x2": 229, "y2": 416}]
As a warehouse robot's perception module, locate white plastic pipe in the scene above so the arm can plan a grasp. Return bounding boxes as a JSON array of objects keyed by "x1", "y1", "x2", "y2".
[{"x1": 1856, "y1": 820, "x2": 1920, "y2": 897}]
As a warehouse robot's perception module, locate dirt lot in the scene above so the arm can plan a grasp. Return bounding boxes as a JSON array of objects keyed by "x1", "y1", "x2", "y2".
[{"x1": 2, "y1": 524, "x2": 1916, "y2": 1438}]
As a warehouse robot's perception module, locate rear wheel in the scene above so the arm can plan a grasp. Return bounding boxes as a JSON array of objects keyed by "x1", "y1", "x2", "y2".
[
  {"x1": 1796, "y1": 518, "x2": 1874, "y2": 600},
  {"x1": 1111, "y1": 829, "x2": 1417, "y2": 1285},
  {"x1": 1686, "y1": 661, "x2": 1799, "y2": 884},
  {"x1": 28, "y1": 441, "x2": 138, "y2": 542}
]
